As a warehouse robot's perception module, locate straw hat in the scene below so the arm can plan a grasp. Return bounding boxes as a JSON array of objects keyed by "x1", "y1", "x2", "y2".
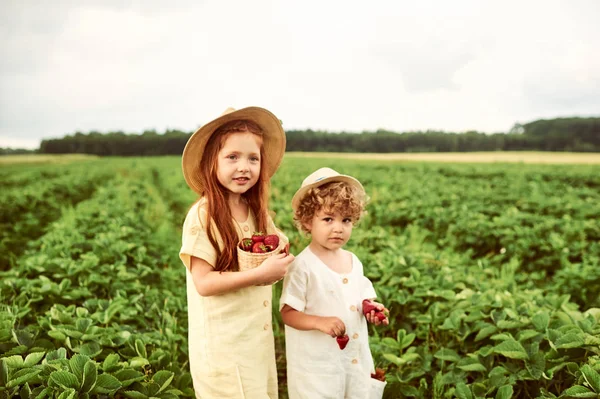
[
  {"x1": 182, "y1": 106, "x2": 286, "y2": 195},
  {"x1": 291, "y1": 167, "x2": 365, "y2": 211}
]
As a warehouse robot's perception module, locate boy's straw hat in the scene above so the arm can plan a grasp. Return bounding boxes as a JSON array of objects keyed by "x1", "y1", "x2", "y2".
[
  {"x1": 182, "y1": 106, "x2": 286, "y2": 195},
  {"x1": 291, "y1": 167, "x2": 365, "y2": 211}
]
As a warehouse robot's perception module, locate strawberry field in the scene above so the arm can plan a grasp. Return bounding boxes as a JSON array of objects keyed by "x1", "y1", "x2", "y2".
[{"x1": 1, "y1": 155, "x2": 599, "y2": 398}]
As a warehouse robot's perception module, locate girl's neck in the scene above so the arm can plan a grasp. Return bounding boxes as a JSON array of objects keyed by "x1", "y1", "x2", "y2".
[{"x1": 227, "y1": 194, "x2": 249, "y2": 223}]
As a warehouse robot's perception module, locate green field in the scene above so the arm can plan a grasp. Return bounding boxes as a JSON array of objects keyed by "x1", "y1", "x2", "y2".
[{"x1": 1, "y1": 154, "x2": 599, "y2": 398}]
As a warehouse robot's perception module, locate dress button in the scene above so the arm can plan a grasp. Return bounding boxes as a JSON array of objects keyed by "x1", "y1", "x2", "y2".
[
  {"x1": 350, "y1": 305, "x2": 356, "y2": 312},
  {"x1": 353, "y1": 333, "x2": 359, "y2": 339},
  {"x1": 351, "y1": 359, "x2": 358, "y2": 364},
  {"x1": 243, "y1": 225, "x2": 249, "y2": 232},
  {"x1": 263, "y1": 300, "x2": 269, "y2": 307},
  {"x1": 342, "y1": 278, "x2": 348, "y2": 284},
  {"x1": 264, "y1": 323, "x2": 269, "y2": 330}
]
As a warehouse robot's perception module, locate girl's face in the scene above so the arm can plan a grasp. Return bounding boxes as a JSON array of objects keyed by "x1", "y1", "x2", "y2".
[
  {"x1": 304, "y1": 209, "x2": 354, "y2": 251},
  {"x1": 216, "y1": 131, "x2": 262, "y2": 196}
]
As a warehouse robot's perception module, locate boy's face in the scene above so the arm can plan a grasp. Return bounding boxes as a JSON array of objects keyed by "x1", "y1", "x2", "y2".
[{"x1": 304, "y1": 209, "x2": 354, "y2": 251}]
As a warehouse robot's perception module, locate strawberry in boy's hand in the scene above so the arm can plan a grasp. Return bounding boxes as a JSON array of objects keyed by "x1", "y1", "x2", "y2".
[
  {"x1": 252, "y1": 242, "x2": 269, "y2": 253},
  {"x1": 239, "y1": 238, "x2": 253, "y2": 252},
  {"x1": 371, "y1": 368, "x2": 386, "y2": 382},
  {"x1": 362, "y1": 299, "x2": 388, "y2": 323},
  {"x1": 336, "y1": 334, "x2": 349, "y2": 350},
  {"x1": 251, "y1": 232, "x2": 265, "y2": 243}
]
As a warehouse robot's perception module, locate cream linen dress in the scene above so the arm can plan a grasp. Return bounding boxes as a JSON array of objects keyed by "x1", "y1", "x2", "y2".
[
  {"x1": 279, "y1": 247, "x2": 387, "y2": 399},
  {"x1": 180, "y1": 198, "x2": 281, "y2": 399}
]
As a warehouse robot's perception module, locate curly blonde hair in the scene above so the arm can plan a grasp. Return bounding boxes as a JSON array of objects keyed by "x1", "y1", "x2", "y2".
[{"x1": 294, "y1": 181, "x2": 367, "y2": 233}]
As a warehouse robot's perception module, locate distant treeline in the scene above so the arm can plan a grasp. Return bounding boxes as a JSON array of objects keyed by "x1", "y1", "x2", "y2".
[{"x1": 22, "y1": 116, "x2": 600, "y2": 155}]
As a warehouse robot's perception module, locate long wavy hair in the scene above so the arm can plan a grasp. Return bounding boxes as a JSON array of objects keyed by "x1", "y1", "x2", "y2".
[{"x1": 198, "y1": 120, "x2": 270, "y2": 272}]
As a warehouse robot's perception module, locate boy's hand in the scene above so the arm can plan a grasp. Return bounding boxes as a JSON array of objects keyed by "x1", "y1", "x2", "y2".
[
  {"x1": 315, "y1": 316, "x2": 346, "y2": 338},
  {"x1": 364, "y1": 301, "x2": 389, "y2": 326}
]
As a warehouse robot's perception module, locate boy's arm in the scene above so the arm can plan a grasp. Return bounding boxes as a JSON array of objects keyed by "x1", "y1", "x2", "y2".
[{"x1": 280, "y1": 304, "x2": 346, "y2": 338}]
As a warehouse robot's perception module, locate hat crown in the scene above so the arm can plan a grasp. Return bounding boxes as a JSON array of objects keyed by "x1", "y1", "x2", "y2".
[
  {"x1": 301, "y1": 167, "x2": 340, "y2": 188},
  {"x1": 221, "y1": 107, "x2": 237, "y2": 117}
]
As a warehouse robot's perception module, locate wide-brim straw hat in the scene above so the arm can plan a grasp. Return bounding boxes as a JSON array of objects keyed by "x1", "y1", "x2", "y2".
[
  {"x1": 291, "y1": 167, "x2": 365, "y2": 211},
  {"x1": 182, "y1": 106, "x2": 286, "y2": 195}
]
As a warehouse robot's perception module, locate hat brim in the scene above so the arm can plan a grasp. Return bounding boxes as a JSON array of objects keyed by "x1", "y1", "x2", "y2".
[
  {"x1": 291, "y1": 175, "x2": 365, "y2": 211},
  {"x1": 182, "y1": 107, "x2": 286, "y2": 195}
]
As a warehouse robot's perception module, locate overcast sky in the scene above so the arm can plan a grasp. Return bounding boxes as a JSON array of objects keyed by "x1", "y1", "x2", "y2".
[{"x1": 1, "y1": 0, "x2": 599, "y2": 149}]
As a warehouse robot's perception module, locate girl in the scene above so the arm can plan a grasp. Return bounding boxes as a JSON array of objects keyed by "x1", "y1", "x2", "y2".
[
  {"x1": 180, "y1": 106, "x2": 295, "y2": 398},
  {"x1": 279, "y1": 167, "x2": 388, "y2": 399}
]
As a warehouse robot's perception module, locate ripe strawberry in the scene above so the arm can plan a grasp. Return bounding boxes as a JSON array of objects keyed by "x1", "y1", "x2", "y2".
[
  {"x1": 362, "y1": 299, "x2": 387, "y2": 322},
  {"x1": 239, "y1": 238, "x2": 253, "y2": 252},
  {"x1": 336, "y1": 334, "x2": 349, "y2": 350},
  {"x1": 371, "y1": 368, "x2": 386, "y2": 382},
  {"x1": 263, "y1": 234, "x2": 279, "y2": 248},
  {"x1": 264, "y1": 244, "x2": 276, "y2": 252},
  {"x1": 251, "y1": 232, "x2": 265, "y2": 243},
  {"x1": 252, "y1": 242, "x2": 268, "y2": 253}
]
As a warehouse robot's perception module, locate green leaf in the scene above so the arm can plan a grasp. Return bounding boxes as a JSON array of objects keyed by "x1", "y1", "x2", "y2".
[
  {"x1": 517, "y1": 329, "x2": 541, "y2": 342},
  {"x1": 91, "y1": 374, "x2": 121, "y2": 394},
  {"x1": 434, "y1": 348, "x2": 460, "y2": 362},
  {"x1": 580, "y1": 365, "x2": 600, "y2": 393},
  {"x1": 532, "y1": 312, "x2": 549, "y2": 332},
  {"x1": 3, "y1": 355, "x2": 24, "y2": 369},
  {"x1": 496, "y1": 384, "x2": 513, "y2": 399},
  {"x1": 129, "y1": 357, "x2": 149, "y2": 369},
  {"x1": 0, "y1": 358, "x2": 9, "y2": 385},
  {"x1": 80, "y1": 360, "x2": 97, "y2": 393},
  {"x1": 493, "y1": 339, "x2": 529, "y2": 360},
  {"x1": 475, "y1": 324, "x2": 498, "y2": 342},
  {"x1": 76, "y1": 318, "x2": 92, "y2": 333},
  {"x1": 114, "y1": 369, "x2": 145, "y2": 387},
  {"x1": 123, "y1": 391, "x2": 148, "y2": 399},
  {"x1": 56, "y1": 389, "x2": 76, "y2": 399},
  {"x1": 46, "y1": 348, "x2": 67, "y2": 361},
  {"x1": 69, "y1": 354, "x2": 90, "y2": 383},
  {"x1": 455, "y1": 382, "x2": 473, "y2": 399},
  {"x1": 555, "y1": 333, "x2": 585, "y2": 349},
  {"x1": 560, "y1": 385, "x2": 596, "y2": 398},
  {"x1": 20, "y1": 382, "x2": 32, "y2": 399},
  {"x1": 152, "y1": 371, "x2": 174, "y2": 393},
  {"x1": 6, "y1": 368, "x2": 42, "y2": 388},
  {"x1": 400, "y1": 333, "x2": 416, "y2": 350},
  {"x1": 78, "y1": 342, "x2": 102, "y2": 358},
  {"x1": 49, "y1": 371, "x2": 80, "y2": 390},
  {"x1": 102, "y1": 353, "x2": 121, "y2": 372},
  {"x1": 381, "y1": 337, "x2": 399, "y2": 350},
  {"x1": 135, "y1": 339, "x2": 147, "y2": 358},
  {"x1": 31, "y1": 386, "x2": 52, "y2": 399},
  {"x1": 23, "y1": 352, "x2": 45, "y2": 367}
]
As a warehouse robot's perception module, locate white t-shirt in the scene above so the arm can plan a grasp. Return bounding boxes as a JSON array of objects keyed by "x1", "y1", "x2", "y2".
[{"x1": 279, "y1": 246, "x2": 386, "y2": 399}]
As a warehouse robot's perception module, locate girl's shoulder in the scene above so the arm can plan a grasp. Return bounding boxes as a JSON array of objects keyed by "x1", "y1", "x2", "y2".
[{"x1": 184, "y1": 197, "x2": 209, "y2": 227}]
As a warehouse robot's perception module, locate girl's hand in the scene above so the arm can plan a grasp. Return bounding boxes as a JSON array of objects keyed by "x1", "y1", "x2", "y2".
[
  {"x1": 315, "y1": 316, "x2": 346, "y2": 338},
  {"x1": 256, "y1": 252, "x2": 294, "y2": 285},
  {"x1": 365, "y1": 302, "x2": 389, "y2": 326}
]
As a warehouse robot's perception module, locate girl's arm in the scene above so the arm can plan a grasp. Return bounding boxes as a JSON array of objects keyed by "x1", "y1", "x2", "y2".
[
  {"x1": 280, "y1": 304, "x2": 346, "y2": 338},
  {"x1": 190, "y1": 252, "x2": 293, "y2": 296}
]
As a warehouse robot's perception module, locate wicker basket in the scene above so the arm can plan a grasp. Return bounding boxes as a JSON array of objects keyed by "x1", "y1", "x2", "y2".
[{"x1": 237, "y1": 233, "x2": 288, "y2": 285}]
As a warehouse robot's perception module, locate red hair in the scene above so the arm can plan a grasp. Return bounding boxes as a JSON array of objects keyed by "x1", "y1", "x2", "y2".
[{"x1": 198, "y1": 120, "x2": 270, "y2": 272}]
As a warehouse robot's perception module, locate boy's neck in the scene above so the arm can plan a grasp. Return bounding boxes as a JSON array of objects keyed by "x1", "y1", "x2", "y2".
[{"x1": 308, "y1": 241, "x2": 344, "y2": 257}]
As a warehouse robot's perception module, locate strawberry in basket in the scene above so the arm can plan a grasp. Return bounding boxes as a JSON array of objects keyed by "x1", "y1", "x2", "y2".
[{"x1": 240, "y1": 232, "x2": 281, "y2": 254}]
